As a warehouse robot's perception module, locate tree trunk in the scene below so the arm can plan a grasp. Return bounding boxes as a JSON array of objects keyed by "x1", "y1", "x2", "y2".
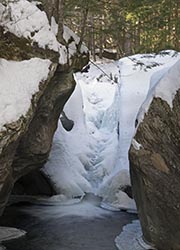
[
  {"x1": 57, "y1": 0, "x2": 64, "y2": 42},
  {"x1": 40, "y1": 0, "x2": 64, "y2": 43},
  {"x1": 90, "y1": 15, "x2": 96, "y2": 61}
]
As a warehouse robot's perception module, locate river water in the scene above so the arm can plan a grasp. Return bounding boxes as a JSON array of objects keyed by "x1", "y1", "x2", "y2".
[{"x1": 0, "y1": 194, "x2": 137, "y2": 250}]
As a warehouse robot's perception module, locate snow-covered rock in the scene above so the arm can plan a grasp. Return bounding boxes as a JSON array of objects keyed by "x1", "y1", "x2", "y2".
[
  {"x1": 130, "y1": 59, "x2": 180, "y2": 249},
  {"x1": 0, "y1": 0, "x2": 88, "y2": 215},
  {"x1": 0, "y1": 58, "x2": 51, "y2": 131},
  {"x1": 0, "y1": 0, "x2": 88, "y2": 65},
  {"x1": 0, "y1": 57, "x2": 56, "y2": 215}
]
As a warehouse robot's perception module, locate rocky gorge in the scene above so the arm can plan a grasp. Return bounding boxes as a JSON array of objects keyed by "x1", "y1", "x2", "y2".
[{"x1": 0, "y1": 1, "x2": 180, "y2": 250}]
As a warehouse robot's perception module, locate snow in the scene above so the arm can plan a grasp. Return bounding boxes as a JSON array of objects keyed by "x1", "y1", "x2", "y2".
[
  {"x1": 51, "y1": 16, "x2": 58, "y2": 36},
  {"x1": 0, "y1": 0, "x2": 88, "y2": 65},
  {"x1": 155, "y1": 60, "x2": 180, "y2": 107},
  {"x1": 44, "y1": 50, "x2": 180, "y2": 210},
  {"x1": 43, "y1": 82, "x2": 92, "y2": 200},
  {"x1": 115, "y1": 220, "x2": 156, "y2": 250},
  {"x1": 63, "y1": 25, "x2": 80, "y2": 44},
  {"x1": 115, "y1": 51, "x2": 180, "y2": 173},
  {"x1": 0, "y1": 58, "x2": 51, "y2": 131},
  {"x1": 132, "y1": 139, "x2": 142, "y2": 151},
  {"x1": 98, "y1": 170, "x2": 136, "y2": 211},
  {"x1": 1, "y1": 0, "x2": 59, "y2": 50},
  {"x1": 0, "y1": 0, "x2": 67, "y2": 64},
  {"x1": 43, "y1": 121, "x2": 91, "y2": 199},
  {"x1": 137, "y1": 59, "x2": 180, "y2": 124},
  {"x1": 63, "y1": 25, "x2": 88, "y2": 54}
]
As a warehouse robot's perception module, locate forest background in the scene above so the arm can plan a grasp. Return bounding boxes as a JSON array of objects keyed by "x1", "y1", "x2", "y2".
[{"x1": 63, "y1": 0, "x2": 179, "y2": 60}]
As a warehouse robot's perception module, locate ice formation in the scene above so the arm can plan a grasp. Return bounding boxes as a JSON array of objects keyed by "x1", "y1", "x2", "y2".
[
  {"x1": 44, "y1": 51, "x2": 180, "y2": 210},
  {"x1": 0, "y1": 227, "x2": 26, "y2": 250},
  {"x1": 115, "y1": 220, "x2": 156, "y2": 250}
]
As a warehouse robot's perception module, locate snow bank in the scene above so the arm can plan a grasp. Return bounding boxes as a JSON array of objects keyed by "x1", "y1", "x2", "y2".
[
  {"x1": 99, "y1": 170, "x2": 136, "y2": 211},
  {"x1": 0, "y1": 0, "x2": 87, "y2": 65},
  {"x1": 115, "y1": 220, "x2": 156, "y2": 250},
  {"x1": 43, "y1": 82, "x2": 92, "y2": 200},
  {"x1": 137, "y1": 59, "x2": 180, "y2": 124},
  {"x1": 115, "y1": 51, "x2": 180, "y2": 173},
  {"x1": 0, "y1": 58, "x2": 51, "y2": 131}
]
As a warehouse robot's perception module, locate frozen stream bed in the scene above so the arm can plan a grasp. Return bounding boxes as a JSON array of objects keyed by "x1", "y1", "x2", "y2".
[{"x1": 0, "y1": 194, "x2": 137, "y2": 250}]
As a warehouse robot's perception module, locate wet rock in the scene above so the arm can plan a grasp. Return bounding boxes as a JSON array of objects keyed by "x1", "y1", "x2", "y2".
[
  {"x1": 130, "y1": 61, "x2": 180, "y2": 250},
  {"x1": 60, "y1": 111, "x2": 74, "y2": 131}
]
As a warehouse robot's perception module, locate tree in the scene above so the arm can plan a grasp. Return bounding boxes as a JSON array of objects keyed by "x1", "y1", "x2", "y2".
[
  {"x1": 40, "y1": 0, "x2": 64, "y2": 42},
  {"x1": 63, "y1": 0, "x2": 180, "y2": 58}
]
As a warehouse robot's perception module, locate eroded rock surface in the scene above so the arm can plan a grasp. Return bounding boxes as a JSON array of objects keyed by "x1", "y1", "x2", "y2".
[
  {"x1": 130, "y1": 61, "x2": 180, "y2": 250},
  {"x1": 0, "y1": 0, "x2": 88, "y2": 215}
]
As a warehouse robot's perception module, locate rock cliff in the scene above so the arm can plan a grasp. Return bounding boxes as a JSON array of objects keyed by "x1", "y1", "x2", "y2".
[
  {"x1": 130, "y1": 60, "x2": 180, "y2": 250},
  {"x1": 0, "y1": 0, "x2": 88, "y2": 215}
]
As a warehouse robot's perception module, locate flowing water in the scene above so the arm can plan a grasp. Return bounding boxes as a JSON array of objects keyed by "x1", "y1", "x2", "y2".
[{"x1": 0, "y1": 194, "x2": 137, "y2": 250}]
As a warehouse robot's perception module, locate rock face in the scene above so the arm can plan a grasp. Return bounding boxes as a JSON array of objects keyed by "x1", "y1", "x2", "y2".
[
  {"x1": 0, "y1": 1, "x2": 88, "y2": 215},
  {"x1": 129, "y1": 60, "x2": 180, "y2": 250}
]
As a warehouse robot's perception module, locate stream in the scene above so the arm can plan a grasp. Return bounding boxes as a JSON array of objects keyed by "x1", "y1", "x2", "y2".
[{"x1": 0, "y1": 194, "x2": 137, "y2": 250}]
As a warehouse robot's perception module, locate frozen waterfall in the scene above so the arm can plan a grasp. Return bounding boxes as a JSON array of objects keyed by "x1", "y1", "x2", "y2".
[{"x1": 43, "y1": 51, "x2": 180, "y2": 211}]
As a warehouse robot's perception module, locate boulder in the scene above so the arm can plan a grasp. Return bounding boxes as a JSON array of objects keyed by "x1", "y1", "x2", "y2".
[
  {"x1": 129, "y1": 60, "x2": 180, "y2": 250},
  {"x1": 0, "y1": 0, "x2": 88, "y2": 215}
]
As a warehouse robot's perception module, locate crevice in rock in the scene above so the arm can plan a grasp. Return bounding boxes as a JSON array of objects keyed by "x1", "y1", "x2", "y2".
[{"x1": 12, "y1": 170, "x2": 56, "y2": 196}]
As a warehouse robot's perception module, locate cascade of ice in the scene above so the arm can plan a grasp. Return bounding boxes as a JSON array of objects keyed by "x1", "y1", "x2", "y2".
[
  {"x1": 83, "y1": 86, "x2": 120, "y2": 192},
  {"x1": 43, "y1": 51, "x2": 180, "y2": 210}
]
